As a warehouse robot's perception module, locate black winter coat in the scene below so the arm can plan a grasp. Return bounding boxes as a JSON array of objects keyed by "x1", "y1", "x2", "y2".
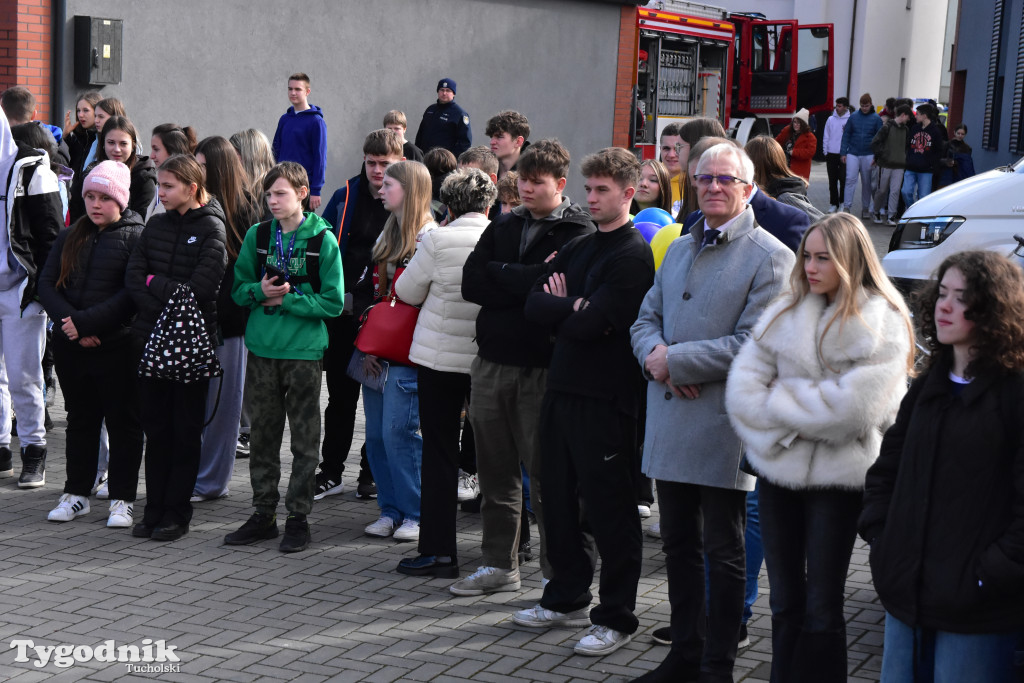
[
  {"x1": 128, "y1": 156, "x2": 157, "y2": 217},
  {"x1": 462, "y1": 202, "x2": 595, "y2": 368},
  {"x1": 125, "y1": 198, "x2": 227, "y2": 340},
  {"x1": 860, "y1": 355, "x2": 1024, "y2": 633},
  {"x1": 37, "y1": 210, "x2": 145, "y2": 345}
]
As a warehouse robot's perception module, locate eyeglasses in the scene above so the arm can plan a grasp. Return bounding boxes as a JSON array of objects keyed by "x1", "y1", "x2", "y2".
[
  {"x1": 673, "y1": 142, "x2": 690, "y2": 154},
  {"x1": 693, "y1": 174, "x2": 748, "y2": 188}
]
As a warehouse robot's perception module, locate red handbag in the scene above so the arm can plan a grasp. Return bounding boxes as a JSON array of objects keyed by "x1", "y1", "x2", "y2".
[{"x1": 355, "y1": 291, "x2": 420, "y2": 365}]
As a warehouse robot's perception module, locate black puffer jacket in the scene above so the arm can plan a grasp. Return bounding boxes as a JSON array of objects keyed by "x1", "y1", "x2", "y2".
[
  {"x1": 38, "y1": 210, "x2": 145, "y2": 345},
  {"x1": 462, "y1": 201, "x2": 595, "y2": 368},
  {"x1": 128, "y1": 156, "x2": 157, "y2": 217},
  {"x1": 860, "y1": 355, "x2": 1024, "y2": 633},
  {"x1": 125, "y1": 198, "x2": 227, "y2": 340}
]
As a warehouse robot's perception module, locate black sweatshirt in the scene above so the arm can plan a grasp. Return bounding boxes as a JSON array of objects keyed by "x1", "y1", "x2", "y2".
[{"x1": 524, "y1": 221, "x2": 654, "y2": 417}]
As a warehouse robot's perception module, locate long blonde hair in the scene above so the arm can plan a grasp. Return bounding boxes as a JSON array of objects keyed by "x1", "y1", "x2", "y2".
[
  {"x1": 372, "y1": 161, "x2": 433, "y2": 292},
  {"x1": 763, "y1": 213, "x2": 916, "y2": 373}
]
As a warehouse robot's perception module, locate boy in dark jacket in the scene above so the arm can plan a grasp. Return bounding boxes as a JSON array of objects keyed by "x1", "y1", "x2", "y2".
[
  {"x1": 226, "y1": 162, "x2": 344, "y2": 553},
  {"x1": 871, "y1": 104, "x2": 912, "y2": 225},
  {"x1": 271, "y1": 73, "x2": 326, "y2": 210},
  {"x1": 315, "y1": 129, "x2": 405, "y2": 501},
  {"x1": 902, "y1": 103, "x2": 944, "y2": 209},
  {"x1": 514, "y1": 147, "x2": 654, "y2": 656},
  {"x1": 453, "y1": 139, "x2": 594, "y2": 596}
]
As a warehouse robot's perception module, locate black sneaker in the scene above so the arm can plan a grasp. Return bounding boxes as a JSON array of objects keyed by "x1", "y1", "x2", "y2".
[
  {"x1": 18, "y1": 444, "x2": 46, "y2": 488},
  {"x1": 651, "y1": 626, "x2": 671, "y2": 645},
  {"x1": 356, "y1": 478, "x2": 377, "y2": 500},
  {"x1": 279, "y1": 515, "x2": 310, "y2": 553},
  {"x1": 738, "y1": 623, "x2": 750, "y2": 649},
  {"x1": 313, "y1": 472, "x2": 344, "y2": 501},
  {"x1": 0, "y1": 446, "x2": 12, "y2": 477},
  {"x1": 224, "y1": 512, "x2": 279, "y2": 545},
  {"x1": 518, "y1": 542, "x2": 534, "y2": 564},
  {"x1": 235, "y1": 433, "x2": 250, "y2": 458}
]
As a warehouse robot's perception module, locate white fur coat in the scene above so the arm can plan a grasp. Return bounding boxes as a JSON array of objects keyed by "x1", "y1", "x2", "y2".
[{"x1": 725, "y1": 291, "x2": 911, "y2": 490}]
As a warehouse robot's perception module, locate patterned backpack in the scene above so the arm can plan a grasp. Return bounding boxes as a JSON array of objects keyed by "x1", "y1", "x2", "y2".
[{"x1": 137, "y1": 283, "x2": 223, "y2": 383}]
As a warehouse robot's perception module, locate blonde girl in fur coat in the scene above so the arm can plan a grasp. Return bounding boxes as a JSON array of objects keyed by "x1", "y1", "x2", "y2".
[{"x1": 725, "y1": 212, "x2": 915, "y2": 683}]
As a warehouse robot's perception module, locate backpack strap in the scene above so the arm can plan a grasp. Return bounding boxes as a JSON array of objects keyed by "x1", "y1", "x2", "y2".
[
  {"x1": 255, "y1": 220, "x2": 273, "y2": 275},
  {"x1": 304, "y1": 229, "x2": 325, "y2": 294}
]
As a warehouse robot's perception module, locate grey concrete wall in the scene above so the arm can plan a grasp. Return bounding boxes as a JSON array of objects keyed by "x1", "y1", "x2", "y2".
[{"x1": 59, "y1": 0, "x2": 624, "y2": 203}]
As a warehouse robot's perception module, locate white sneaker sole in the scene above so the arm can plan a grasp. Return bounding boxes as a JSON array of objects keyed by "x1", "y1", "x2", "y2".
[
  {"x1": 449, "y1": 580, "x2": 521, "y2": 597},
  {"x1": 107, "y1": 516, "x2": 133, "y2": 528},
  {"x1": 48, "y1": 506, "x2": 89, "y2": 522},
  {"x1": 19, "y1": 476, "x2": 45, "y2": 489},
  {"x1": 512, "y1": 612, "x2": 591, "y2": 628},
  {"x1": 313, "y1": 484, "x2": 344, "y2": 501},
  {"x1": 574, "y1": 633, "x2": 631, "y2": 656}
]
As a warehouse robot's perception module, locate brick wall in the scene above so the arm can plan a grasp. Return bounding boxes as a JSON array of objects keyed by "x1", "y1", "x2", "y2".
[
  {"x1": 612, "y1": 5, "x2": 637, "y2": 149},
  {"x1": 0, "y1": 0, "x2": 53, "y2": 123}
]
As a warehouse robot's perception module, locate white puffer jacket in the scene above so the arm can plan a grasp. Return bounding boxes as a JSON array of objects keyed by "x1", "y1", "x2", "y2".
[
  {"x1": 725, "y1": 291, "x2": 911, "y2": 490},
  {"x1": 394, "y1": 213, "x2": 488, "y2": 373}
]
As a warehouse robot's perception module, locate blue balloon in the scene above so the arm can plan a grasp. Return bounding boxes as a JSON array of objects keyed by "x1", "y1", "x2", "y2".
[
  {"x1": 634, "y1": 221, "x2": 660, "y2": 243},
  {"x1": 634, "y1": 207, "x2": 674, "y2": 227}
]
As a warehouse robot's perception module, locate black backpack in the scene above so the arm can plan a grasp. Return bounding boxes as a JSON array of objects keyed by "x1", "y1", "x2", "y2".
[{"x1": 254, "y1": 220, "x2": 327, "y2": 294}]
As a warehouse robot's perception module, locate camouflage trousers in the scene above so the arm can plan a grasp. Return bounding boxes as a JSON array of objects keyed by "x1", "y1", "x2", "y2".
[{"x1": 246, "y1": 354, "x2": 322, "y2": 517}]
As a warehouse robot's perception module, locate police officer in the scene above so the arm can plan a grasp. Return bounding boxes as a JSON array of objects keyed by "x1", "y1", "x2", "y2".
[{"x1": 414, "y1": 78, "x2": 472, "y2": 158}]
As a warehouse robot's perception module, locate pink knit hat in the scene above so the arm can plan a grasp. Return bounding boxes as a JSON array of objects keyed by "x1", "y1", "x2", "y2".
[{"x1": 83, "y1": 160, "x2": 131, "y2": 210}]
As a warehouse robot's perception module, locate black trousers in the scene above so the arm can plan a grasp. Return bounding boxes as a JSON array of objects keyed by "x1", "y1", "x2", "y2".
[
  {"x1": 53, "y1": 336, "x2": 143, "y2": 501},
  {"x1": 321, "y1": 314, "x2": 370, "y2": 481},
  {"x1": 826, "y1": 153, "x2": 846, "y2": 206},
  {"x1": 539, "y1": 391, "x2": 642, "y2": 635},
  {"x1": 139, "y1": 376, "x2": 209, "y2": 526},
  {"x1": 417, "y1": 366, "x2": 472, "y2": 557},
  {"x1": 657, "y1": 480, "x2": 747, "y2": 682}
]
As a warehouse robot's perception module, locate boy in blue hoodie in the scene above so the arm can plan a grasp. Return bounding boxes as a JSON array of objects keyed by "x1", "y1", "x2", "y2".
[{"x1": 271, "y1": 73, "x2": 327, "y2": 210}]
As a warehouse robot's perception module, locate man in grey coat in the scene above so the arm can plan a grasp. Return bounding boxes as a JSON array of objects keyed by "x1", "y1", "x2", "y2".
[{"x1": 629, "y1": 143, "x2": 794, "y2": 683}]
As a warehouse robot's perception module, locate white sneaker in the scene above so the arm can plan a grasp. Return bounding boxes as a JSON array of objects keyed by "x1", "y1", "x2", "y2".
[
  {"x1": 95, "y1": 478, "x2": 109, "y2": 500},
  {"x1": 828, "y1": 204, "x2": 838, "y2": 213},
  {"x1": 456, "y1": 470, "x2": 479, "y2": 502},
  {"x1": 364, "y1": 516, "x2": 396, "y2": 538},
  {"x1": 645, "y1": 522, "x2": 661, "y2": 539},
  {"x1": 637, "y1": 504, "x2": 652, "y2": 519},
  {"x1": 574, "y1": 625, "x2": 632, "y2": 656},
  {"x1": 512, "y1": 604, "x2": 591, "y2": 628},
  {"x1": 449, "y1": 566, "x2": 521, "y2": 596},
  {"x1": 393, "y1": 519, "x2": 420, "y2": 542},
  {"x1": 107, "y1": 499, "x2": 133, "y2": 528},
  {"x1": 91, "y1": 470, "x2": 108, "y2": 495},
  {"x1": 48, "y1": 493, "x2": 90, "y2": 522}
]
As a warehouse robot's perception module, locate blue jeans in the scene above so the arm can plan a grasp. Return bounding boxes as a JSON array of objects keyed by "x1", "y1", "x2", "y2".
[
  {"x1": 744, "y1": 482, "x2": 763, "y2": 623},
  {"x1": 759, "y1": 481, "x2": 861, "y2": 683},
  {"x1": 902, "y1": 170, "x2": 933, "y2": 209},
  {"x1": 881, "y1": 612, "x2": 1019, "y2": 683},
  {"x1": 362, "y1": 364, "x2": 421, "y2": 524}
]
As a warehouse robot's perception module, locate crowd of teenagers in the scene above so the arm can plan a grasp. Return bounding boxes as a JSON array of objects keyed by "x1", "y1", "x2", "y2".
[{"x1": 0, "y1": 73, "x2": 1021, "y2": 683}]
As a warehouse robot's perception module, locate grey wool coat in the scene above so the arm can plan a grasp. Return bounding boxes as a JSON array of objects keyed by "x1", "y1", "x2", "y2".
[{"x1": 630, "y1": 208, "x2": 795, "y2": 490}]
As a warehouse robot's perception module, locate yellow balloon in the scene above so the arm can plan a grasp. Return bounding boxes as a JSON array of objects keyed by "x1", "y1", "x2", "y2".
[{"x1": 651, "y1": 223, "x2": 685, "y2": 270}]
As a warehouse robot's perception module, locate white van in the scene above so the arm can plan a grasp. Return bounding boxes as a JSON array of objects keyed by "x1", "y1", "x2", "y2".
[{"x1": 882, "y1": 158, "x2": 1024, "y2": 292}]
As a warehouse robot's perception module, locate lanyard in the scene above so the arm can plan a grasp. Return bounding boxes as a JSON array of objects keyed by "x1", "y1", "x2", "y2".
[{"x1": 275, "y1": 223, "x2": 297, "y2": 278}]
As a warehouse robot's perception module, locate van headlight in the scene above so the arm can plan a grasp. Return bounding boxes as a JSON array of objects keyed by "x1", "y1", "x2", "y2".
[{"x1": 888, "y1": 216, "x2": 966, "y2": 251}]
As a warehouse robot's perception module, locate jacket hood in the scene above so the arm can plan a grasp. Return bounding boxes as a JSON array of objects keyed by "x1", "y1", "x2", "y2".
[
  {"x1": 273, "y1": 211, "x2": 332, "y2": 239},
  {"x1": 111, "y1": 208, "x2": 146, "y2": 231},
  {"x1": 511, "y1": 198, "x2": 591, "y2": 225},
  {"x1": 286, "y1": 105, "x2": 324, "y2": 118},
  {"x1": 767, "y1": 175, "x2": 808, "y2": 197},
  {"x1": 830, "y1": 111, "x2": 850, "y2": 121},
  {"x1": 132, "y1": 155, "x2": 157, "y2": 182},
  {"x1": 183, "y1": 195, "x2": 225, "y2": 223}
]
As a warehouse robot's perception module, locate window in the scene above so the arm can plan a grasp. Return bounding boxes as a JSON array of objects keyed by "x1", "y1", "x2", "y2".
[{"x1": 983, "y1": 0, "x2": 1006, "y2": 150}]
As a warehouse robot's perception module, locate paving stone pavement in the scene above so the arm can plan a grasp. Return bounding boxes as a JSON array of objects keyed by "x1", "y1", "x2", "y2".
[{"x1": 0, "y1": 365, "x2": 886, "y2": 682}]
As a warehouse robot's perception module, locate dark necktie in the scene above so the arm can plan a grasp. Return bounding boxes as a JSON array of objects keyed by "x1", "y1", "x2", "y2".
[{"x1": 702, "y1": 228, "x2": 721, "y2": 249}]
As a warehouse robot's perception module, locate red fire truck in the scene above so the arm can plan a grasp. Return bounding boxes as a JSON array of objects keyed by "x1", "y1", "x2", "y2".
[{"x1": 630, "y1": 0, "x2": 834, "y2": 158}]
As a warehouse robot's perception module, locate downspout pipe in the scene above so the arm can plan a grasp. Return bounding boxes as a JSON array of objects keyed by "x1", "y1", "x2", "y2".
[
  {"x1": 847, "y1": 0, "x2": 858, "y2": 98},
  {"x1": 52, "y1": 0, "x2": 67, "y2": 127}
]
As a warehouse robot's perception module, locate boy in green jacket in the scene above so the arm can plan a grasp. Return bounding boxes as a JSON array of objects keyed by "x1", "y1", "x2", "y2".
[{"x1": 225, "y1": 161, "x2": 344, "y2": 552}]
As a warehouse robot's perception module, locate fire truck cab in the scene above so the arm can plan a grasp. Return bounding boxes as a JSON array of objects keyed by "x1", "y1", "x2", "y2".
[{"x1": 631, "y1": 0, "x2": 833, "y2": 158}]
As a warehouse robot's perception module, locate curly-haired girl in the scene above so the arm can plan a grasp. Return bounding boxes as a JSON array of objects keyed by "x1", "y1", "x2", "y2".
[{"x1": 860, "y1": 250, "x2": 1024, "y2": 682}]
